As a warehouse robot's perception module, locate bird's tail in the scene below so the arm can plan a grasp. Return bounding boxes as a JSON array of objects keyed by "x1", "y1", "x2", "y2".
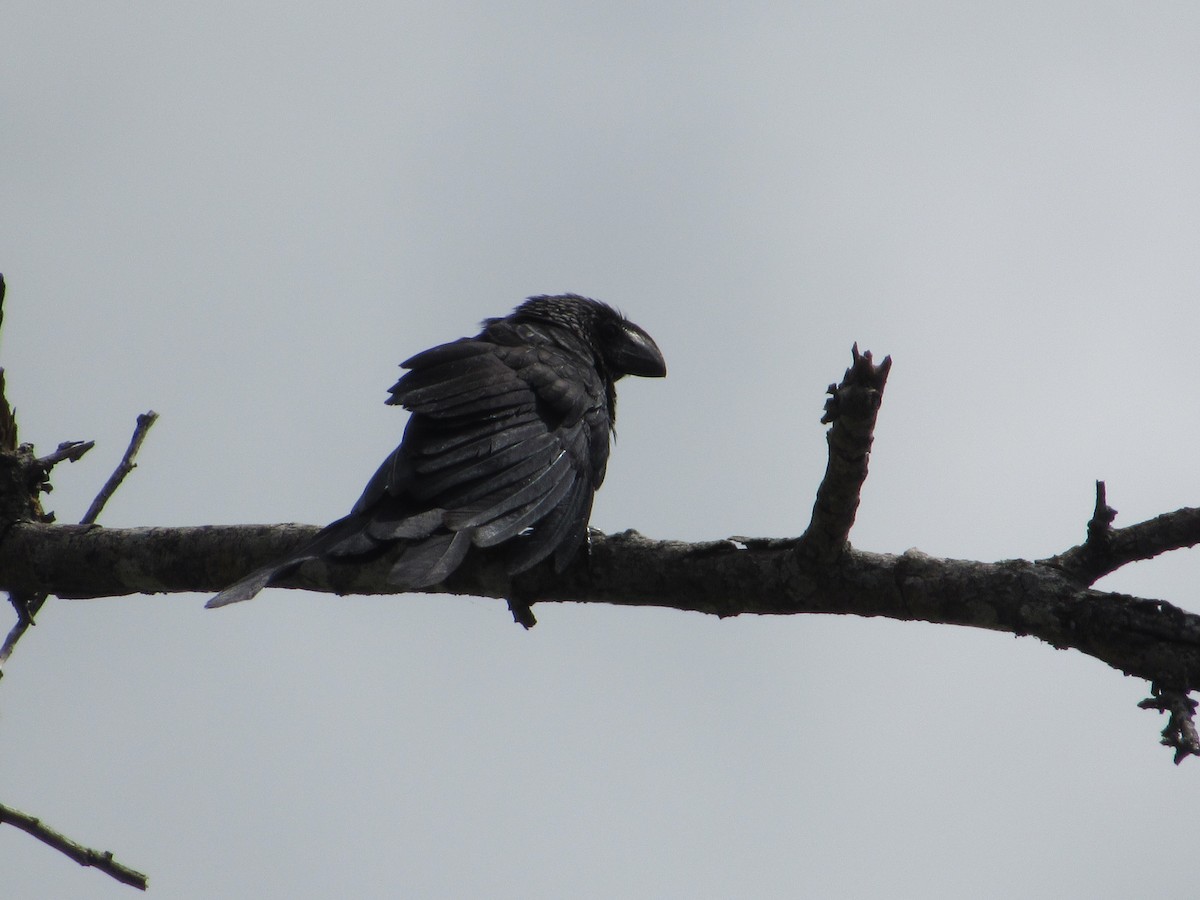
[
  {"x1": 204, "y1": 509, "x2": 473, "y2": 608},
  {"x1": 205, "y1": 516, "x2": 364, "y2": 609},
  {"x1": 205, "y1": 564, "x2": 289, "y2": 608}
]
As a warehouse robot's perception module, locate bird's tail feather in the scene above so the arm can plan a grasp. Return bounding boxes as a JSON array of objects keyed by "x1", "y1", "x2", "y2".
[
  {"x1": 205, "y1": 515, "x2": 363, "y2": 609},
  {"x1": 205, "y1": 564, "x2": 293, "y2": 608},
  {"x1": 205, "y1": 513, "x2": 476, "y2": 608}
]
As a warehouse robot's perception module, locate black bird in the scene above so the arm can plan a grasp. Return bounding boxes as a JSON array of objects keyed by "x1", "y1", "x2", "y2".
[{"x1": 207, "y1": 294, "x2": 665, "y2": 616}]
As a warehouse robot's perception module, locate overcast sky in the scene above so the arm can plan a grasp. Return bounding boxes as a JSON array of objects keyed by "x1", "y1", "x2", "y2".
[{"x1": 3, "y1": 3, "x2": 1199, "y2": 898}]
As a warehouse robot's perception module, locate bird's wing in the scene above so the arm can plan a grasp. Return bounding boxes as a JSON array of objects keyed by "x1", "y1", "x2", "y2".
[{"x1": 343, "y1": 327, "x2": 610, "y2": 582}]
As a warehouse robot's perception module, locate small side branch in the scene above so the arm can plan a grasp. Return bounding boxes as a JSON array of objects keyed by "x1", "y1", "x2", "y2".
[
  {"x1": 1044, "y1": 488, "x2": 1200, "y2": 585},
  {"x1": 35, "y1": 440, "x2": 95, "y2": 473},
  {"x1": 797, "y1": 344, "x2": 891, "y2": 563},
  {"x1": 1087, "y1": 480, "x2": 1118, "y2": 546},
  {"x1": 82, "y1": 411, "x2": 158, "y2": 526},
  {"x1": 0, "y1": 802, "x2": 148, "y2": 890}
]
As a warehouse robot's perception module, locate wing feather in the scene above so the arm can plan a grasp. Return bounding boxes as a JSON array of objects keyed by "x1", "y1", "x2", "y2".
[
  {"x1": 505, "y1": 475, "x2": 592, "y2": 575},
  {"x1": 411, "y1": 421, "x2": 545, "y2": 474},
  {"x1": 410, "y1": 434, "x2": 560, "y2": 502},
  {"x1": 471, "y1": 457, "x2": 578, "y2": 548},
  {"x1": 388, "y1": 530, "x2": 472, "y2": 589},
  {"x1": 446, "y1": 450, "x2": 572, "y2": 531}
]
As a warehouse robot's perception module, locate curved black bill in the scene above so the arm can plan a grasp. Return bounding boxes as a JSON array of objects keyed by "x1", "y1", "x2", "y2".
[{"x1": 613, "y1": 323, "x2": 667, "y2": 378}]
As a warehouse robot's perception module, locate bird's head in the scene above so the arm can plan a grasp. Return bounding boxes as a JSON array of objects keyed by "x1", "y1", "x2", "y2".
[{"x1": 516, "y1": 294, "x2": 666, "y2": 380}]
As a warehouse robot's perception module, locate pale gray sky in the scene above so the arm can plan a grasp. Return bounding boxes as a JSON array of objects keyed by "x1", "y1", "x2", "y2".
[{"x1": 3, "y1": 3, "x2": 1199, "y2": 898}]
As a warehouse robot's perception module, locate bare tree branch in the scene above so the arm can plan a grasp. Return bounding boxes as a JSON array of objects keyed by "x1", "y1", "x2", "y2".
[
  {"x1": 0, "y1": 802, "x2": 148, "y2": 890},
  {"x1": 3, "y1": 519, "x2": 1199, "y2": 686}
]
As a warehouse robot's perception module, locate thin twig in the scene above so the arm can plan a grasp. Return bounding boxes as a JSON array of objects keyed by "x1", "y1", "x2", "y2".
[
  {"x1": 1044, "y1": 504, "x2": 1200, "y2": 585},
  {"x1": 35, "y1": 440, "x2": 95, "y2": 472},
  {"x1": 0, "y1": 802, "x2": 148, "y2": 890},
  {"x1": 0, "y1": 591, "x2": 46, "y2": 666},
  {"x1": 81, "y1": 412, "x2": 158, "y2": 525}
]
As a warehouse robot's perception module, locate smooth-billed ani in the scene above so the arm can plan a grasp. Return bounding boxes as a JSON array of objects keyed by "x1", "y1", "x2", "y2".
[{"x1": 207, "y1": 294, "x2": 665, "y2": 617}]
